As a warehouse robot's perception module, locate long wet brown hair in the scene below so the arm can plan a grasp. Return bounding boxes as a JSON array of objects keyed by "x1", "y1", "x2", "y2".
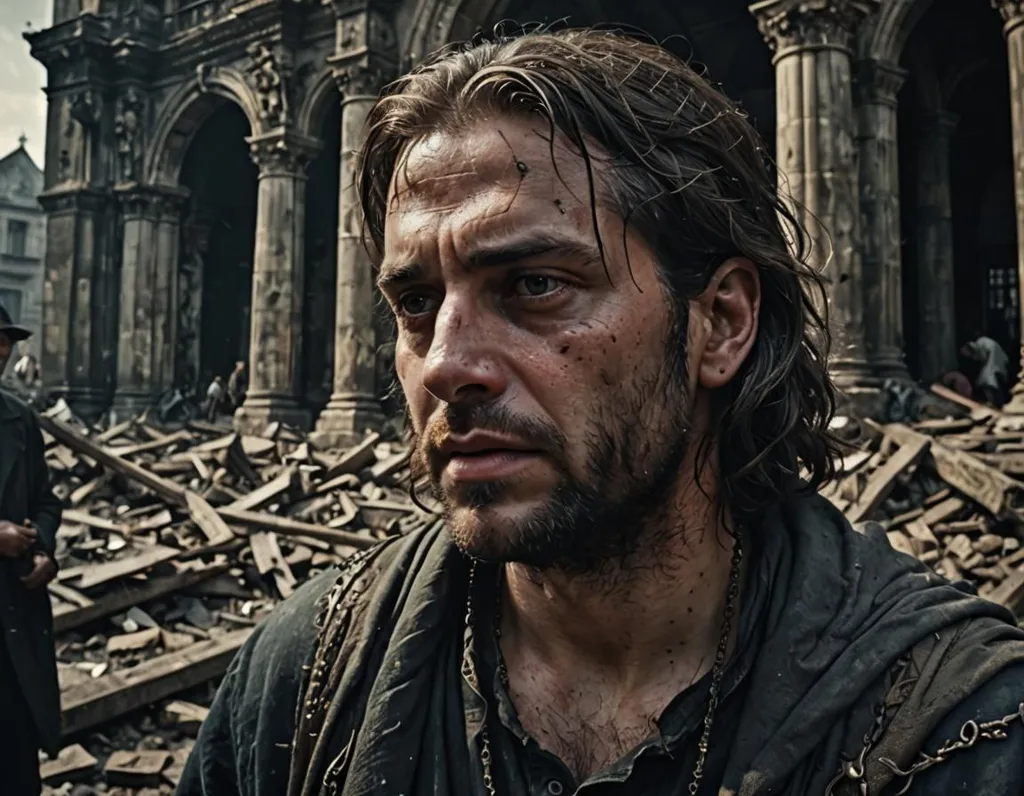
[{"x1": 357, "y1": 27, "x2": 842, "y2": 530}]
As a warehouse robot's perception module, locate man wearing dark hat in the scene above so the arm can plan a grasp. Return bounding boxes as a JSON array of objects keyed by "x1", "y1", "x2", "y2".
[{"x1": 0, "y1": 301, "x2": 63, "y2": 794}]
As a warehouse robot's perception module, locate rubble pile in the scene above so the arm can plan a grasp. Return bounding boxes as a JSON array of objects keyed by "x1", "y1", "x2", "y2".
[
  {"x1": 35, "y1": 400, "x2": 432, "y2": 794},
  {"x1": 824, "y1": 384, "x2": 1024, "y2": 614},
  {"x1": 35, "y1": 381, "x2": 1024, "y2": 793}
]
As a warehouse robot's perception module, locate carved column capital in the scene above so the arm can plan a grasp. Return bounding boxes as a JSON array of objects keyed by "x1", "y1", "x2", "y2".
[
  {"x1": 993, "y1": 0, "x2": 1024, "y2": 32},
  {"x1": 328, "y1": 7, "x2": 397, "y2": 101},
  {"x1": 247, "y1": 131, "x2": 321, "y2": 177},
  {"x1": 331, "y1": 60, "x2": 392, "y2": 101},
  {"x1": 750, "y1": 0, "x2": 880, "y2": 58},
  {"x1": 115, "y1": 184, "x2": 189, "y2": 218},
  {"x1": 855, "y1": 58, "x2": 907, "y2": 107}
]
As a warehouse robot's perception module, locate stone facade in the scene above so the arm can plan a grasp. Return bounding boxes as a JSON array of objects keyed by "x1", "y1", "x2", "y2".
[
  {"x1": 0, "y1": 140, "x2": 45, "y2": 364},
  {"x1": 26, "y1": 0, "x2": 1024, "y2": 438}
]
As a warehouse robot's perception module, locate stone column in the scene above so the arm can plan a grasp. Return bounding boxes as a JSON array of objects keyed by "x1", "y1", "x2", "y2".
[
  {"x1": 234, "y1": 131, "x2": 320, "y2": 434},
  {"x1": 750, "y1": 0, "x2": 879, "y2": 402},
  {"x1": 111, "y1": 187, "x2": 186, "y2": 418},
  {"x1": 995, "y1": 1, "x2": 1024, "y2": 411},
  {"x1": 855, "y1": 58, "x2": 910, "y2": 381},
  {"x1": 314, "y1": 65, "x2": 387, "y2": 447},
  {"x1": 38, "y1": 188, "x2": 114, "y2": 419},
  {"x1": 914, "y1": 110, "x2": 959, "y2": 383}
]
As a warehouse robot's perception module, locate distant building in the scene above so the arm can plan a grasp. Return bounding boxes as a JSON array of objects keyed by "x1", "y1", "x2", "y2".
[{"x1": 0, "y1": 136, "x2": 44, "y2": 362}]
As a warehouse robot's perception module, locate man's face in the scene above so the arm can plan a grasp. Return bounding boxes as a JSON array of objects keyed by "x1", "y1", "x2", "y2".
[
  {"x1": 0, "y1": 332, "x2": 11, "y2": 375},
  {"x1": 380, "y1": 117, "x2": 698, "y2": 571}
]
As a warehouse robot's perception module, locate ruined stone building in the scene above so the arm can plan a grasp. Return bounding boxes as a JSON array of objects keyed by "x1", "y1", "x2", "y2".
[
  {"x1": 0, "y1": 137, "x2": 46, "y2": 362},
  {"x1": 26, "y1": 0, "x2": 1024, "y2": 442}
]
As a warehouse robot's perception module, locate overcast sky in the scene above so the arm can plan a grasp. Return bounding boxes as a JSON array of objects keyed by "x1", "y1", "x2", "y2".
[{"x1": 0, "y1": 0, "x2": 51, "y2": 168}]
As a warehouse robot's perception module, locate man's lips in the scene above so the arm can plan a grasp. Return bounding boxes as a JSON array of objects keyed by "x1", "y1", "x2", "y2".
[{"x1": 437, "y1": 432, "x2": 543, "y2": 482}]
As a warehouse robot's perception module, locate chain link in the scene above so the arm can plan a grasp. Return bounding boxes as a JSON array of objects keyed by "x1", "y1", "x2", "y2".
[{"x1": 463, "y1": 535, "x2": 744, "y2": 796}]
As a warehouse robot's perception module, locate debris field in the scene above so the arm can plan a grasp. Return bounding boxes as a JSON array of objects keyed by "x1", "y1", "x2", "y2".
[
  {"x1": 35, "y1": 400, "x2": 429, "y2": 795},
  {"x1": 33, "y1": 383, "x2": 1024, "y2": 793}
]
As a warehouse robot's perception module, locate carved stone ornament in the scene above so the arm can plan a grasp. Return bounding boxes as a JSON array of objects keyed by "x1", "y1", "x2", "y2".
[
  {"x1": 114, "y1": 86, "x2": 146, "y2": 183},
  {"x1": 750, "y1": 0, "x2": 880, "y2": 54},
  {"x1": 333, "y1": 61, "x2": 389, "y2": 99},
  {"x1": 992, "y1": 0, "x2": 1024, "y2": 26},
  {"x1": 247, "y1": 43, "x2": 289, "y2": 130},
  {"x1": 69, "y1": 90, "x2": 102, "y2": 129},
  {"x1": 855, "y1": 58, "x2": 907, "y2": 107},
  {"x1": 248, "y1": 134, "x2": 319, "y2": 175}
]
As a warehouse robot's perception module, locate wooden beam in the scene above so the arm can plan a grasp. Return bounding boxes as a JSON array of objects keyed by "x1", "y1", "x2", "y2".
[
  {"x1": 882, "y1": 423, "x2": 1024, "y2": 519},
  {"x1": 217, "y1": 506, "x2": 377, "y2": 549},
  {"x1": 226, "y1": 467, "x2": 297, "y2": 512},
  {"x1": 58, "y1": 544, "x2": 182, "y2": 591},
  {"x1": 61, "y1": 629, "x2": 252, "y2": 737},
  {"x1": 37, "y1": 415, "x2": 187, "y2": 507},
  {"x1": 53, "y1": 566, "x2": 226, "y2": 634},
  {"x1": 845, "y1": 433, "x2": 930, "y2": 523}
]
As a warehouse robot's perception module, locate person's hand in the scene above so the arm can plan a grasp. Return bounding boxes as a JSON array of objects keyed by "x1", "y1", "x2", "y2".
[
  {"x1": 21, "y1": 551, "x2": 57, "y2": 590},
  {"x1": 0, "y1": 520, "x2": 35, "y2": 557}
]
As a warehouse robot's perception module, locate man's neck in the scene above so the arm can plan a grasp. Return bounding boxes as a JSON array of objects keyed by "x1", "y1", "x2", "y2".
[{"x1": 499, "y1": 507, "x2": 738, "y2": 694}]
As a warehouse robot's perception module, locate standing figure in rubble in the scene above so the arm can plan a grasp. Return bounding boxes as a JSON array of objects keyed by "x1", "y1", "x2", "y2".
[
  {"x1": 227, "y1": 360, "x2": 248, "y2": 409},
  {"x1": 178, "y1": 29, "x2": 1024, "y2": 796},
  {"x1": 203, "y1": 374, "x2": 226, "y2": 422},
  {"x1": 0, "y1": 303, "x2": 63, "y2": 795},
  {"x1": 961, "y1": 331, "x2": 1010, "y2": 406}
]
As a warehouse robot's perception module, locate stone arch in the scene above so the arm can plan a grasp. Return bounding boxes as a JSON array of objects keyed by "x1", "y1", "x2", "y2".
[
  {"x1": 403, "y1": 0, "x2": 502, "y2": 64},
  {"x1": 859, "y1": 0, "x2": 935, "y2": 63},
  {"x1": 146, "y1": 68, "x2": 263, "y2": 186},
  {"x1": 296, "y1": 67, "x2": 340, "y2": 139}
]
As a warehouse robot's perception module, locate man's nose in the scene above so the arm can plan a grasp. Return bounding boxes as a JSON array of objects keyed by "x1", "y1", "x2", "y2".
[{"x1": 421, "y1": 298, "x2": 507, "y2": 405}]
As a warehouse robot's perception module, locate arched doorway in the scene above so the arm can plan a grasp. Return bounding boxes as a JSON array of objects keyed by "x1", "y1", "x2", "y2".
[
  {"x1": 178, "y1": 102, "x2": 259, "y2": 393},
  {"x1": 898, "y1": 0, "x2": 1015, "y2": 384},
  {"x1": 303, "y1": 93, "x2": 342, "y2": 411}
]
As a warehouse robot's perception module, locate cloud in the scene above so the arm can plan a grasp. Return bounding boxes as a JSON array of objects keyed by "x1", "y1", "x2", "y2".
[{"x1": 0, "y1": 0, "x2": 51, "y2": 167}]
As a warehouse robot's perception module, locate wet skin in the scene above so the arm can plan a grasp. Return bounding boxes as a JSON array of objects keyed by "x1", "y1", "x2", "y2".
[
  {"x1": 378, "y1": 115, "x2": 762, "y2": 780},
  {"x1": 378, "y1": 116, "x2": 759, "y2": 566}
]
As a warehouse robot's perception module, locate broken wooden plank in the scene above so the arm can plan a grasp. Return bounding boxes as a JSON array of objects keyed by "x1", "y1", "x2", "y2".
[
  {"x1": 845, "y1": 433, "x2": 930, "y2": 523},
  {"x1": 226, "y1": 467, "x2": 297, "y2": 512},
  {"x1": 53, "y1": 565, "x2": 226, "y2": 634},
  {"x1": 884, "y1": 423, "x2": 1024, "y2": 519},
  {"x1": 104, "y1": 750, "x2": 171, "y2": 787},
  {"x1": 107, "y1": 627, "x2": 161, "y2": 654},
  {"x1": 61, "y1": 509, "x2": 124, "y2": 534},
  {"x1": 217, "y1": 505, "x2": 378, "y2": 548},
  {"x1": 59, "y1": 544, "x2": 181, "y2": 590},
  {"x1": 370, "y1": 450, "x2": 411, "y2": 481},
  {"x1": 987, "y1": 570, "x2": 1024, "y2": 617},
  {"x1": 40, "y1": 744, "x2": 98, "y2": 785},
  {"x1": 322, "y1": 432, "x2": 380, "y2": 481},
  {"x1": 249, "y1": 531, "x2": 297, "y2": 598},
  {"x1": 929, "y1": 383, "x2": 1002, "y2": 420},
  {"x1": 919, "y1": 496, "x2": 965, "y2": 527},
  {"x1": 105, "y1": 429, "x2": 191, "y2": 458},
  {"x1": 185, "y1": 490, "x2": 237, "y2": 545},
  {"x1": 38, "y1": 415, "x2": 188, "y2": 507},
  {"x1": 189, "y1": 452, "x2": 211, "y2": 481},
  {"x1": 93, "y1": 419, "x2": 134, "y2": 444},
  {"x1": 61, "y1": 628, "x2": 252, "y2": 737},
  {"x1": 48, "y1": 582, "x2": 94, "y2": 611}
]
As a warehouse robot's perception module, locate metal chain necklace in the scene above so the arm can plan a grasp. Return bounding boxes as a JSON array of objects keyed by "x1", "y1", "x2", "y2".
[{"x1": 461, "y1": 535, "x2": 744, "y2": 796}]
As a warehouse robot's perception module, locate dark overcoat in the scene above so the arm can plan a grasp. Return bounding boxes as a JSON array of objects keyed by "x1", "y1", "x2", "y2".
[{"x1": 0, "y1": 389, "x2": 62, "y2": 755}]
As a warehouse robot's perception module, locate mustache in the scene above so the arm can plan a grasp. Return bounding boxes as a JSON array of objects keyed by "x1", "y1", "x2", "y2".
[{"x1": 413, "y1": 403, "x2": 566, "y2": 475}]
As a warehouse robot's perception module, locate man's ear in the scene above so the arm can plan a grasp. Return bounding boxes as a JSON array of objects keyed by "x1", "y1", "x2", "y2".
[{"x1": 694, "y1": 257, "x2": 760, "y2": 390}]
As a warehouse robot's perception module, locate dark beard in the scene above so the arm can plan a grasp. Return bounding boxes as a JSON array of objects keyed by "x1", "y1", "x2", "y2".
[{"x1": 410, "y1": 323, "x2": 693, "y2": 577}]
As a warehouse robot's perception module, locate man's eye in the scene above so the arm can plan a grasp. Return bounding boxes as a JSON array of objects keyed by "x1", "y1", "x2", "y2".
[
  {"x1": 514, "y1": 275, "x2": 561, "y2": 297},
  {"x1": 397, "y1": 293, "x2": 438, "y2": 316}
]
